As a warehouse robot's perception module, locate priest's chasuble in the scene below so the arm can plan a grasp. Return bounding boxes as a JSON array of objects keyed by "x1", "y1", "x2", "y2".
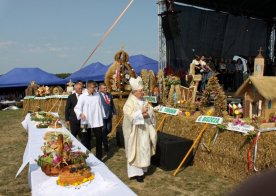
[{"x1": 123, "y1": 93, "x2": 157, "y2": 177}]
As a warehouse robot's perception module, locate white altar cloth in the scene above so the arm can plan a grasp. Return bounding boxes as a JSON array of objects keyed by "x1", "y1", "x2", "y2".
[{"x1": 17, "y1": 113, "x2": 136, "y2": 196}]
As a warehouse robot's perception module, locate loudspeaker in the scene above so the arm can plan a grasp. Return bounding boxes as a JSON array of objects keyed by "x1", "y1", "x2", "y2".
[
  {"x1": 151, "y1": 132, "x2": 193, "y2": 171},
  {"x1": 116, "y1": 126, "x2": 125, "y2": 148},
  {"x1": 161, "y1": 11, "x2": 181, "y2": 40}
]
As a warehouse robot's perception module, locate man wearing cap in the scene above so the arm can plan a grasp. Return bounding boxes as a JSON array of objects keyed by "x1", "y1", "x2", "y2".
[{"x1": 122, "y1": 76, "x2": 157, "y2": 183}]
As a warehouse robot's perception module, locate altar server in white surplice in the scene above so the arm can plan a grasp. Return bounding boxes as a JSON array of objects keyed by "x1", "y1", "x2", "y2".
[
  {"x1": 74, "y1": 80, "x2": 106, "y2": 159},
  {"x1": 122, "y1": 76, "x2": 157, "y2": 183}
]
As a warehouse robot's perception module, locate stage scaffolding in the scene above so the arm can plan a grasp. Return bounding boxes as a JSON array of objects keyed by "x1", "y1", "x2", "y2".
[{"x1": 157, "y1": 0, "x2": 167, "y2": 70}]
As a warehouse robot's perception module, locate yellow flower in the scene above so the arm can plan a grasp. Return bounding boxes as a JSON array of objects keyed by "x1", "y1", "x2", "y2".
[
  {"x1": 234, "y1": 109, "x2": 239, "y2": 115},
  {"x1": 206, "y1": 108, "x2": 215, "y2": 116},
  {"x1": 185, "y1": 112, "x2": 190, "y2": 117}
]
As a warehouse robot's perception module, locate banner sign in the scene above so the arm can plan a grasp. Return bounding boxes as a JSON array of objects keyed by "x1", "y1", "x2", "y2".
[
  {"x1": 25, "y1": 95, "x2": 69, "y2": 100},
  {"x1": 260, "y1": 127, "x2": 276, "y2": 133},
  {"x1": 196, "y1": 116, "x2": 223, "y2": 125},
  {"x1": 24, "y1": 96, "x2": 35, "y2": 99},
  {"x1": 143, "y1": 96, "x2": 157, "y2": 103},
  {"x1": 34, "y1": 96, "x2": 47, "y2": 100},
  {"x1": 226, "y1": 123, "x2": 254, "y2": 134},
  {"x1": 158, "y1": 106, "x2": 179, "y2": 116},
  {"x1": 48, "y1": 95, "x2": 69, "y2": 99}
]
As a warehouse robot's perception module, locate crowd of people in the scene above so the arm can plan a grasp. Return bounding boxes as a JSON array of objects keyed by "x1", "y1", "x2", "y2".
[
  {"x1": 189, "y1": 55, "x2": 275, "y2": 92},
  {"x1": 65, "y1": 78, "x2": 156, "y2": 183},
  {"x1": 0, "y1": 88, "x2": 24, "y2": 101}
]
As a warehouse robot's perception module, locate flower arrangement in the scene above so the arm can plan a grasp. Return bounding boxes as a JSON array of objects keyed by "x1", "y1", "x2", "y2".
[
  {"x1": 35, "y1": 85, "x2": 50, "y2": 97},
  {"x1": 31, "y1": 111, "x2": 59, "y2": 123},
  {"x1": 232, "y1": 118, "x2": 245, "y2": 126},
  {"x1": 36, "y1": 133, "x2": 89, "y2": 176},
  {"x1": 36, "y1": 147, "x2": 89, "y2": 169},
  {"x1": 228, "y1": 103, "x2": 243, "y2": 118},
  {"x1": 269, "y1": 112, "x2": 276, "y2": 123},
  {"x1": 165, "y1": 75, "x2": 181, "y2": 86}
]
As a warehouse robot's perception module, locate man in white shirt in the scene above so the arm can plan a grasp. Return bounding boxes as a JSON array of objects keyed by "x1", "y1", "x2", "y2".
[
  {"x1": 74, "y1": 80, "x2": 106, "y2": 159},
  {"x1": 122, "y1": 76, "x2": 157, "y2": 183}
]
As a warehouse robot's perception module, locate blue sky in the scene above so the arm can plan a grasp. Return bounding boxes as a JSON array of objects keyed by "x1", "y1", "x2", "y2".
[{"x1": 0, "y1": 0, "x2": 158, "y2": 74}]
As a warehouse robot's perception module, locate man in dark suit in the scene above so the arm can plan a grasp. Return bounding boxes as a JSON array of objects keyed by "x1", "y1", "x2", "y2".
[
  {"x1": 99, "y1": 82, "x2": 116, "y2": 152},
  {"x1": 65, "y1": 81, "x2": 83, "y2": 138}
]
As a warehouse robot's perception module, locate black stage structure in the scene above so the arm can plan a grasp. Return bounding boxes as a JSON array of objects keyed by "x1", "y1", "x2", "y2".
[{"x1": 160, "y1": 0, "x2": 276, "y2": 73}]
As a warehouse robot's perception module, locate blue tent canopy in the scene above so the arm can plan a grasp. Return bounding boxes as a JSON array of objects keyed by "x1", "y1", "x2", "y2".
[
  {"x1": 65, "y1": 62, "x2": 109, "y2": 82},
  {"x1": 129, "y1": 54, "x2": 158, "y2": 75},
  {"x1": 65, "y1": 55, "x2": 159, "y2": 83},
  {"x1": 0, "y1": 68, "x2": 66, "y2": 88}
]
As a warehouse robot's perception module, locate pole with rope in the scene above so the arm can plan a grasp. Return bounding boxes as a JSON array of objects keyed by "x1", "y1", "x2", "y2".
[{"x1": 79, "y1": 0, "x2": 134, "y2": 69}]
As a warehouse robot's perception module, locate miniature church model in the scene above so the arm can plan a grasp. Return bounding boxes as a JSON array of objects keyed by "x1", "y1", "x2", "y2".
[{"x1": 235, "y1": 48, "x2": 276, "y2": 121}]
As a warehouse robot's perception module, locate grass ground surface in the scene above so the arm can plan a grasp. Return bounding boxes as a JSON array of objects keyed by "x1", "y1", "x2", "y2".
[{"x1": 0, "y1": 110, "x2": 237, "y2": 196}]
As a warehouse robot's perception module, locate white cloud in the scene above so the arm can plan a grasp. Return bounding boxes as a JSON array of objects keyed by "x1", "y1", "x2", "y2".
[
  {"x1": 48, "y1": 46, "x2": 70, "y2": 52},
  {"x1": 26, "y1": 44, "x2": 71, "y2": 54},
  {"x1": 57, "y1": 53, "x2": 68, "y2": 58},
  {"x1": 26, "y1": 46, "x2": 45, "y2": 53},
  {"x1": 103, "y1": 50, "x2": 113, "y2": 54},
  {"x1": 91, "y1": 32, "x2": 102, "y2": 37},
  {"x1": 0, "y1": 40, "x2": 16, "y2": 48},
  {"x1": 45, "y1": 43, "x2": 52, "y2": 47}
]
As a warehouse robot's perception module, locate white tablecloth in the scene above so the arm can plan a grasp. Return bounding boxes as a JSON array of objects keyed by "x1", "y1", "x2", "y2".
[{"x1": 17, "y1": 114, "x2": 136, "y2": 196}]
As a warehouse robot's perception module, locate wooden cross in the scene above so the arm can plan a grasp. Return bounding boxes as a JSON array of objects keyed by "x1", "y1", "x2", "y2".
[
  {"x1": 256, "y1": 47, "x2": 264, "y2": 58},
  {"x1": 257, "y1": 47, "x2": 263, "y2": 53},
  {"x1": 31, "y1": 80, "x2": 36, "y2": 86}
]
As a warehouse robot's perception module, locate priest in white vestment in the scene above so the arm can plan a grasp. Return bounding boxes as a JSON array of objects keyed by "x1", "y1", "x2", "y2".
[
  {"x1": 74, "y1": 80, "x2": 106, "y2": 159},
  {"x1": 123, "y1": 76, "x2": 157, "y2": 183}
]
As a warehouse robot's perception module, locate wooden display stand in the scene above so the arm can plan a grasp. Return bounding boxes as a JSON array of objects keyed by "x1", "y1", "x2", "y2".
[{"x1": 181, "y1": 74, "x2": 202, "y2": 103}]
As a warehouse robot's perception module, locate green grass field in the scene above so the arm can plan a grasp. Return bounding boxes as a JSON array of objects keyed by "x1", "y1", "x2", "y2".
[{"x1": 0, "y1": 110, "x2": 237, "y2": 196}]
